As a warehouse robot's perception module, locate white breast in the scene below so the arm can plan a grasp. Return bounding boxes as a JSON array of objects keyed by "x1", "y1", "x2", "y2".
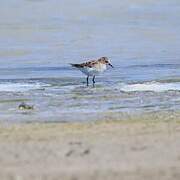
[{"x1": 79, "y1": 64, "x2": 107, "y2": 76}]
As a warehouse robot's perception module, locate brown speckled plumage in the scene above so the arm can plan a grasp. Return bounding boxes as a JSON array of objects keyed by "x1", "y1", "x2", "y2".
[{"x1": 70, "y1": 57, "x2": 109, "y2": 68}]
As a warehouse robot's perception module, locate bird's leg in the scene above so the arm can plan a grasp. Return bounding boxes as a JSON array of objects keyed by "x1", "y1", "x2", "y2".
[
  {"x1": 86, "y1": 76, "x2": 89, "y2": 86},
  {"x1": 92, "y1": 75, "x2": 96, "y2": 87}
]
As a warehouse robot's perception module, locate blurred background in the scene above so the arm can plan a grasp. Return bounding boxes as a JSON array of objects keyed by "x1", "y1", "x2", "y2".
[{"x1": 0, "y1": 0, "x2": 180, "y2": 68}]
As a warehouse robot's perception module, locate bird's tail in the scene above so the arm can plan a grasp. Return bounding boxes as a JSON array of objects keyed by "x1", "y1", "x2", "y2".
[{"x1": 70, "y1": 63, "x2": 81, "y2": 68}]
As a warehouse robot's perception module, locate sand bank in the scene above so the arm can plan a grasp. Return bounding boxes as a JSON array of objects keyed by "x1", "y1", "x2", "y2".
[{"x1": 0, "y1": 116, "x2": 180, "y2": 180}]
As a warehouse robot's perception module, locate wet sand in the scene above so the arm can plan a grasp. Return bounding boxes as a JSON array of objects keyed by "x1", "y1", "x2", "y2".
[{"x1": 0, "y1": 115, "x2": 180, "y2": 180}]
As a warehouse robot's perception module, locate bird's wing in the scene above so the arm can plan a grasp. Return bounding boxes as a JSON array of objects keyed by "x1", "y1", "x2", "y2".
[{"x1": 70, "y1": 60, "x2": 98, "y2": 68}]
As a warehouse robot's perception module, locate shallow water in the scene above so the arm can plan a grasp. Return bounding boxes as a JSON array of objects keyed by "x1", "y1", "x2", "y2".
[{"x1": 0, "y1": 0, "x2": 180, "y2": 122}]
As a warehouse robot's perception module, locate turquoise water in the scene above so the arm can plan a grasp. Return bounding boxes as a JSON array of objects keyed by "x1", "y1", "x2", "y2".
[{"x1": 0, "y1": 0, "x2": 180, "y2": 122}]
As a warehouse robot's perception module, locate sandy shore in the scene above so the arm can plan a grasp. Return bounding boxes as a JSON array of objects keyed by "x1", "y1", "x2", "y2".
[{"x1": 0, "y1": 115, "x2": 180, "y2": 180}]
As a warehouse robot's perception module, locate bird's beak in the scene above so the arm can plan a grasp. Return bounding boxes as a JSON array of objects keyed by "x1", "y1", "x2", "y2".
[{"x1": 108, "y1": 63, "x2": 114, "y2": 68}]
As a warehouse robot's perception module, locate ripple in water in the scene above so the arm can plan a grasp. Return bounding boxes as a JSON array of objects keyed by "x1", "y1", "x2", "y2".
[{"x1": 0, "y1": 82, "x2": 51, "y2": 92}]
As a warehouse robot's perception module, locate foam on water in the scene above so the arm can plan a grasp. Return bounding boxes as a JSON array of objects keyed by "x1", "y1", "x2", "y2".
[
  {"x1": 120, "y1": 82, "x2": 180, "y2": 92},
  {"x1": 0, "y1": 80, "x2": 180, "y2": 93},
  {"x1": 0, "y1": 82, "x2": 51, "y2": 92}
]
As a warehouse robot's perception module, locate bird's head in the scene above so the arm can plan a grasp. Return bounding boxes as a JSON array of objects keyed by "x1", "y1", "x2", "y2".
[{"x1": 98, "y1": 57, "x2": 114, "y2": 68}]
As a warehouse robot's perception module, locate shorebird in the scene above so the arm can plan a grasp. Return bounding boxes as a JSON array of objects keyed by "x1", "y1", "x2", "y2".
[
  {"x1": 18, "y1": 102, "x2": 34, "y2": 110},
  {"x1": 70, "y1": 57, "x2": 113, "y2": 86}
]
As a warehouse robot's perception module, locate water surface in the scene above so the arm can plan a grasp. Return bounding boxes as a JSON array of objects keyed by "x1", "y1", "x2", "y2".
[{"x1": 0, "y1": 0, "x2": 180, "y2": 122}]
